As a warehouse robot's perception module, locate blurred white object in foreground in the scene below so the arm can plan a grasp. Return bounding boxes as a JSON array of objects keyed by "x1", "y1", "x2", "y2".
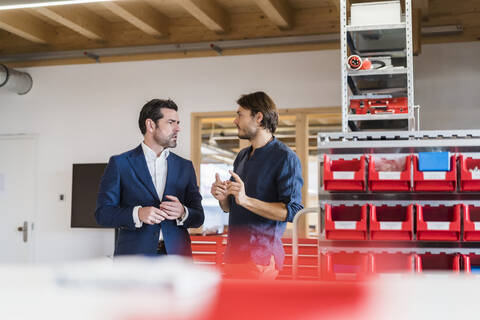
[
  {"x1": 0, "y1": 256, "x2": 220, "y2": 320},
  {"x1": 373, "y1": 273, "x2": 480, "y2": 320}
]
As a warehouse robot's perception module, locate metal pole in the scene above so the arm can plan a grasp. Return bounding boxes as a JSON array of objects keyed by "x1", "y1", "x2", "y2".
[
  {"x1": 414, "y1": 105, "x2": 421, "y2": 131},
  {"x1": 292, "y1": 207, "x2": 320, "y2": 279}
]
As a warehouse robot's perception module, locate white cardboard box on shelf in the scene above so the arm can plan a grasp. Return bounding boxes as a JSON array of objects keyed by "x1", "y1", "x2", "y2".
[{"x1": 351, "y1": 1, "x2": 402, "y2": 26}]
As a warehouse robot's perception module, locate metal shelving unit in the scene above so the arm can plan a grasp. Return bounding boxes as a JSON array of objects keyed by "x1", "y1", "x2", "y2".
[
  {"x1": 292, "y1": 130, "x2": 480, "y2": 278},
  {"x1": 290, "y1": 1, "x2": 473, "y2": 279},
  {"x1": 341, "y1": 0, "x2": 415, "y2": 132}
]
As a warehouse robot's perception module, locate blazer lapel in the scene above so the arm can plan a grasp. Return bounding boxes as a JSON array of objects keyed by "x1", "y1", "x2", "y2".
[
  {"x1": 127, "y1": 145, "x2": 159, "y2": 201},
  {"x1": 162, "y1": 154, "x2": 178, "y2": 201}
]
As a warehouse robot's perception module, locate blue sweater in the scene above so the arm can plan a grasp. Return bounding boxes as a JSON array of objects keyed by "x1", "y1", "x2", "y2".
[{"x1": 224, "y1": 137, "x2": 304, "y2": 269}]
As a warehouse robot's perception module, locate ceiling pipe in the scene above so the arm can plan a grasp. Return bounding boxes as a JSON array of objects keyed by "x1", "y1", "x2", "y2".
[
  {"x1": 0, "y1": 64, "x2": 33, "y2": 95},
  {"x1": 421, "y1": 24, "x2": 463, "y2": 36},
  {"x1": 0, "y1": 34, "x2": 340, "y2": 63}
]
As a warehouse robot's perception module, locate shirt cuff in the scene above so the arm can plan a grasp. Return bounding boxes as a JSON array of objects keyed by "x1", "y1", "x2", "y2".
[
  {"x1": 133, "y1": 206, "x2": 143, "y2": 228},
  {"x1": 176, "y1": 206, "x2": 189, "y2": 226}
]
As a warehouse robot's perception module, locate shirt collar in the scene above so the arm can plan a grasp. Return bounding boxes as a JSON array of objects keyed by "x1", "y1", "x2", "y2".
[
  {"x1": 141, "y1": 142, "x2": 169, "y2": 161},
  {"x1": 250, "y1": 136, "x2": 276, "y2": 152}
]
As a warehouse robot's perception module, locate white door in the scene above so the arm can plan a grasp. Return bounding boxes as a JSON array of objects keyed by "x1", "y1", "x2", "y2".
[{"x1": 0, "y1": 136, "x2": 36, "y2": 263}]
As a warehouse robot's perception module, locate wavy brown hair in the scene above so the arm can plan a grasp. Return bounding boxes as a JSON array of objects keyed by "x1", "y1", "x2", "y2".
[{"x1": 236, "y1": 91, "x2": 278, "y2": 133}]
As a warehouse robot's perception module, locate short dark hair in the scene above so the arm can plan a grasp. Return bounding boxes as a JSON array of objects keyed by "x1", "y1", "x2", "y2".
[
  {"x1": 138, "y1": 99, "x2": 178, "y2": 135},
  {"x1": 236, "y1": 91, "x2": 278, "y2": 133}
]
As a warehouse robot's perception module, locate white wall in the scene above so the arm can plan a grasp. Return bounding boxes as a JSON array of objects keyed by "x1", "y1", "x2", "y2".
[
  {"x1": 415, "y1": 41, "x2": 480, "y2": 130},
  {"x1": 0, "y1": 41, "x2": 478, "y2": 262}
]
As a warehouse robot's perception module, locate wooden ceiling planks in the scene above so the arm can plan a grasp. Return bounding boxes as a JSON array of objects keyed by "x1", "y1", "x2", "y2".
[{"x1": 0, "y1": 0, "x2": 477, "y2": 67}]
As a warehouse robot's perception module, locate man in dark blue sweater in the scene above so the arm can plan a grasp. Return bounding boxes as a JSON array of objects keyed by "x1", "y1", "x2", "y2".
[{"x1": 211, "y1": 91, "x2": 304, "y2": 279}]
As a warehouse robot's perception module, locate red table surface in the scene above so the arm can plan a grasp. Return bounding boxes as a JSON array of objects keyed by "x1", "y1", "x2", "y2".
[{"x1": 202, "y1": 279, "x2": 368, "y2": 320}]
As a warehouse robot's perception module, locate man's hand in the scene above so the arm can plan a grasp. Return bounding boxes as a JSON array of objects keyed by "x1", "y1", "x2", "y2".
[
  {"x1": 159, "y1": 195, "x2": 185, "y2": 220},
  {"x1": 211, "y1": 173, "x2": 228, "y2": 201},
  {"x1": 138, "y1": 206, "x2": 169, "y2": 225},
  {"x1": 226, "y1": 170, "x2": 249, "y2": 207}
]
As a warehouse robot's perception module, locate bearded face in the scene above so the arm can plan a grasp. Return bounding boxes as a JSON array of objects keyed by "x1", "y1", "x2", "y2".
[
  {"x1": 152, "y1": 108, "x2": 180, "y2": 148},
  {"x1": 234, "y1": 106, "x2": 259, "y2": 140}
]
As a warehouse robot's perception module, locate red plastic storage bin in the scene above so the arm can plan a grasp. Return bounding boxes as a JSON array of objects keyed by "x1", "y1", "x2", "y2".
[
  {"x1": 322, "y1": 252, "x2": 369, "y2": 281},
  {"x1": 325, "y1": 204, "x2": 368, "y2": 240},
  {"x1": 415, "y1": 253, "x2": 460, "y2": 273},
  {"x1": 413, "y1": 154, "x2": 457, "y2": 191},
  {"x1": 463, "y1": 205, "x2": 480, "y2": 241},
  {"x1": 369, "y1": 253, "x2": 415, "y2": 274},
  {"x1": 416, "y1": 204, "x2": 461, "y2": 241},
  {"x1": 323, "y1": 155, "x2": 366, "y2": 191},
  {"x1": 463, "y1": 254, "x2": 480, "y2": 274},
  {"x1": 368, "y1": 155, "x2": 411, "y2": 191},
  {"x1": 370, "y1": 204, "x2": 413, "y2": 240},
  {"x1": 459, "y1": 155, "x2": 480, "y2": 191}
]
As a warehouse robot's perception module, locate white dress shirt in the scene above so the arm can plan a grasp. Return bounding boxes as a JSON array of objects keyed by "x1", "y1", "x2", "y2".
[{"x1": 132, "y1": 142, "x2": 188, "y2": 240}]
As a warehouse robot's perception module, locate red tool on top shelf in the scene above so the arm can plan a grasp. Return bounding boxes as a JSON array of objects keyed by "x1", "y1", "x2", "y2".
[
  {"x1": 347, "y1": 55, "x2": 372, "y2": 70},
  {"x1": 350, "y1": 96, "x2": 408, "y2": 115}
]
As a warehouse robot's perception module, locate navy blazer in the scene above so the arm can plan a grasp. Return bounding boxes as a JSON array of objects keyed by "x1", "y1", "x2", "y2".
[{"x1": 95, "y1": 145, "x2": 204, "y2": 256}]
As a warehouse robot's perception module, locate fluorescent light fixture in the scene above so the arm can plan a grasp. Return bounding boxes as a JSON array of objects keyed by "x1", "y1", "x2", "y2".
[
  {"x1": 422, "y1": 25, "x2": 463, "y2": 36},
  {"x1": 0, "y1": 0, "x2": 113, "y2": 10}
]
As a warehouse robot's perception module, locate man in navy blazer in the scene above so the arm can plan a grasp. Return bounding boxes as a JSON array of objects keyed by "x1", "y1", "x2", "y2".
[{"x1": 95, "y1": 99, "x2": 204, "y2": 257}]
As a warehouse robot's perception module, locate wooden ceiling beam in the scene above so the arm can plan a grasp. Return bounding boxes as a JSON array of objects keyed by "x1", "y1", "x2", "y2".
[
  {"x1": 413, "y1": 8, "x2": 422, "y2": 55},
  {"x1": 0, "y1": 7, "x2": 340, "y2": 57},
  {"x1": 413, "y1": 0, "x2": 429, "y2": 18},
  {"x1": 102, "y1": 1, "x2": 168, "y2": 37},
  {"x1": 34, "y1": 6, "x2": 106, "y2": 41},
  {"x1": 177, "y1": 0, "x2": 228, "y2": 33},
  {"x1": 0, "y1": 11, "x2": 55, "y2": 44},
  {"x1": 331, "y1": 0, "x2": 340, "y2": 14},
  {"x1": 255, "y1": 0, "x2": 292, "y2": 30}
]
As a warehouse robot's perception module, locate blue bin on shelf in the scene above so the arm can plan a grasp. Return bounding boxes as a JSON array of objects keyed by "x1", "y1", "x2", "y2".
[
  {"x1": 471, "y1": 266, "x2": 480, "y2": 274},
  {"x1": 418, "y1": 152, "x2": 450, "y2": 171}
]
